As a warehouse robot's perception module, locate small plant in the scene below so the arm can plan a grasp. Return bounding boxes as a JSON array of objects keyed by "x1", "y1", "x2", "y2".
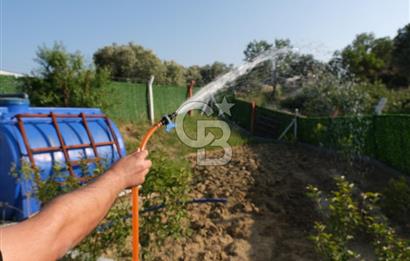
[
  {"x1": 11, "y1": 159, "x2": 131, "y2": 260},
  {"x1": 307, "y1": 177, "x2": 362, "y2": 260},
  {"x1": 361, "y1": 192, "x2": 410, "y2": 261},
  {"x1": 140, "y1": 151, "x2": 192, "y2": 260},
  {"x1": 11, "y1": 151, "x2": 192, "y2": 260},
  {"x1": 307, "y1": 176, "x2": 410, "y2": 261},
  {"x1": 72, "y1": 198, "x2": 132, "y2": 260}
]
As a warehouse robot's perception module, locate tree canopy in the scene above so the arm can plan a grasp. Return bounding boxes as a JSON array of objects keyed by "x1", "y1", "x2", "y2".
[
  {"x1": 22, "y1": 42, "x2": 110, "y2": 107},
  {"x1": 339, "y1": 33, "x2": 393, "y2": 83},
  {"x1": 392, "y1": 24, "x2": 410, "y2": 83},
  {"x1": 244, "y1": 40, "x2": 273, "y2": 61},
  {"x1": 94, "y1": 43, "x2": 166, "y2": 84},
  {"x1": 93, "y1": 42, "x2": 233, "y2": 87},
  {"x1": 336, "y1": 25, "x2": 410, "y2": 88}
]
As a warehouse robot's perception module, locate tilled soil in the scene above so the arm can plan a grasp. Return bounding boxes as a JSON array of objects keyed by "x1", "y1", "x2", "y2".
[{"x1": 151, "y1": 143, "x2": 393, "y2": 261}]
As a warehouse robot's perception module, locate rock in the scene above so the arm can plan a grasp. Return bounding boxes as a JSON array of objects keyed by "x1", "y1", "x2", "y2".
[
  {"x1": 172, "y1": 244, "x2": 184, "y2": 259},
  {"x1": 191, "y1": 220, "x2": 204, "y2": 230},
  {"x1": 206, "y1": 222, "x2": 218, "y2": 234},
  {"x1": 227, "y1": 219, "x2": 252, "y2": 239},
  {"x1": 208, "y1": 211, "x2": 222, "y2": 220},
  {"x1": 253, "y1": 205, "x2": 261, "y2": 214},
  {"x1": 220, "y1": 251, "x2": 229, "y2": 260},
  {"x1": 225, "y1": 242, "x2": 238, "y2": 256},
  {"x1": 219, "y1": 234, "x2": 233, "y2": 246},
  {"x1": 224, "y1": 239, "x2": 250, "y2": 258},
  {"x1": 192, "y1": 234, "x2": 202, "y2": 243},
  {"x1": 196, "y1": 251, "x2": 206, "y2": 260},
  {"x1": 197, "y1": 183, "x2": 206, "y2": 192},
  {"x1": 243, "y1": 203, "x2": 253, "y2": 213}
]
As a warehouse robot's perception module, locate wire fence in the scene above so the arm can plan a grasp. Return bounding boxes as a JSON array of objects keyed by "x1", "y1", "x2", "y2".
[
  {"x1": 229, "y1": 98, "x2": 410, "y2": 175},
  {"x1": 0, "y1": 76, "x2": 198, "y2": 123},
  {"x1": 3, "y1": 75, "x2": 408, "y2": 175},
  {"x1": 103, "y1": 81, "x2": 199, "y2": 123}
]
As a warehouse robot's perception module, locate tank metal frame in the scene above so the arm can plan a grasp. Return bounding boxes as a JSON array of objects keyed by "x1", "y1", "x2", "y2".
[{"x1": 14, "y1": 112, "x2": 123, "y2": 179}]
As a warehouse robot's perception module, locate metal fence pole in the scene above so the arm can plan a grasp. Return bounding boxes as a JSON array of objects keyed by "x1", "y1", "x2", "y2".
[
  {"x1": 187, "y1": 80, "x2": 195, "y2": 116},
  {"x1": 147, "y1": 76, "x2": 155, "y2": 124},
  {"x1": 294, "y1": 108, "x2": 299, "y2": 140},
  {"x1": 250, "y1": 101, "x2": 256, "y2": 134}
]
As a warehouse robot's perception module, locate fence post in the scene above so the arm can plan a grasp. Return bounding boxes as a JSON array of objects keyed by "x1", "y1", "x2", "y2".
[
  {"x1": 294, "y1": 108, "x2": 299, "y2": 140},
  {"x1": 147, "y1": 76, "x2": 155, "y2": 124},
  {"x1": 187, "y1": 80, "x2": 195, "y2": 116},
  {"x1": 372, "y1": 115, "x2": 377, "y2": 159},
  {"x1": 250, "y1": 101, "x2": 256, "y2": 134}
]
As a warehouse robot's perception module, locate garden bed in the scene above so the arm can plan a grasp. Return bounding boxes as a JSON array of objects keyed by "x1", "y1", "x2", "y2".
[{"x1": 147, "y1": 142, "x2": 406, "y2": 260}]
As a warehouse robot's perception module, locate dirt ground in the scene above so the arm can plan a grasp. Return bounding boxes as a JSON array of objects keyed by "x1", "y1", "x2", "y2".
[{"x1": 149, "y1": 142, "x2": 397, "y2": 261}]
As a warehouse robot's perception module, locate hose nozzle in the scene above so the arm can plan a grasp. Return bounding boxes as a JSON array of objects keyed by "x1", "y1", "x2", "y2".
[{"x1": 160, "y1": 112, "x2": 177, "y2": 132}]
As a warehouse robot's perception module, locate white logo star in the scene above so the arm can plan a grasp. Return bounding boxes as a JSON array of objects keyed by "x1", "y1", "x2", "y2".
[{"x1": 216, "y1": 97, "x2": 235, "y2": 116}]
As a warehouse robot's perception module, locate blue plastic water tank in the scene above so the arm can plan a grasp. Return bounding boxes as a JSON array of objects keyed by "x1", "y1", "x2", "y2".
[{"x1": 0, "y1": 94, "x2": 126, "y2": 221}]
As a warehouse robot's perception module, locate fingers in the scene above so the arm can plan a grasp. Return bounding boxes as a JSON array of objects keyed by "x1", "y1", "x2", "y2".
[
  {"x1": 111, "y1": 149, "x2": 152, "y2": 188},
  {"x1": 131, "y1": 149, "x2": 148, "y2": 160},
  {"x1": 143, "y1": 159, "x2": 152, "y2": 169},
  {"x1": 130, "y1": 159, "x2": 151, "y2": 186},
  {"x1": 133, "y1": 159, "x2": 152, "y2": 172},
  {"x1": 139, "y1": 168, "x2": 151, "y2": 183},
  {"x1": 131, "y1": 150, "x2": 151, "y2": 170}
]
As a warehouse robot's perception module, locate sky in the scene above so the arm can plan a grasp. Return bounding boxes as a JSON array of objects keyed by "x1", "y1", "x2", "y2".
[{"x1": 0, "y1": 0, "x2": 409, "y2": 74}]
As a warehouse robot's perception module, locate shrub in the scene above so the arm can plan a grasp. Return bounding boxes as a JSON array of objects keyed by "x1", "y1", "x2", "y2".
[
  {"x1": 139, "y1": 152, "x2": 192, "y2": 260},
  {"x1": 11, "y1": 159, "x2": 130, "y2": 260},
  {"x1": 389, "y1": 88, "x2": 410, "y2": 114},
  {"x1": 381, "y1": 177, "x2": 410, "y2": 226},
  {"x1": 11, "y1": 152, "x2": 192, "y2": 261},
  {"x1": 307, "y1": 177, "x2": 362, "y2": 260},
  {"x1": 307, "y1": 176, "x2": 410, "y2": 261}
]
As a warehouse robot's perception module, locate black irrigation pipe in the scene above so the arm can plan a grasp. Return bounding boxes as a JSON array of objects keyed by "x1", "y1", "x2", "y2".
[{"x1": 1, "y1": 197, "x2": 228, "y2": 226}]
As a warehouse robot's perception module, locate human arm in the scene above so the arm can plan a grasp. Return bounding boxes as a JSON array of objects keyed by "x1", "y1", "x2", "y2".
[{"x1": 0, "y1": 150, "x2": 151, "y2": 261}]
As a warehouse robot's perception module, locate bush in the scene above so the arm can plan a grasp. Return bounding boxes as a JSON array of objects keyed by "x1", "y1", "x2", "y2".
[
  {"x1": 11, "y1": 159, "x2": 130, "y2": 260},
  {"x1": 307, "y1": 176, "x2": 410, "y2": 261},
  {"x1": 307, "y1": 177, "x2": 362, "y2": 260},
  {"x1": 381, "y1": 177, "x2": 410, "y2": 226},
  {"x1": 11, "y1": 151, "x2": 192, "y2": 260},
  {"x1": 0, "y1": 75, "x2": 22, "y2": 94},
  {"x1": 389, "y1": 88, "x2": 410, "y2": 114},
  {"x1": 280, "y1": 79, "x2": 379, "y2": 117},
  {"x1": 21, "y1": 42, "x2": 110, "y2": 108},
  {"x1": 140, "y1": 152, "x2": 192, "y2": 260}
]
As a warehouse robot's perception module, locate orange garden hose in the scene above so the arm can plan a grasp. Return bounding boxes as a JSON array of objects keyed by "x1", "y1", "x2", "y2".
[{"x1": 132, "y1": 121, "x2": 164, "y2": 261}]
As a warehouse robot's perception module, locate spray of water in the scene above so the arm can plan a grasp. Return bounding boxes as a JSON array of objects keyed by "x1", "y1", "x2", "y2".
[{"x1": 176, "y1": 48, "x2": 289, "y2": 114}]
